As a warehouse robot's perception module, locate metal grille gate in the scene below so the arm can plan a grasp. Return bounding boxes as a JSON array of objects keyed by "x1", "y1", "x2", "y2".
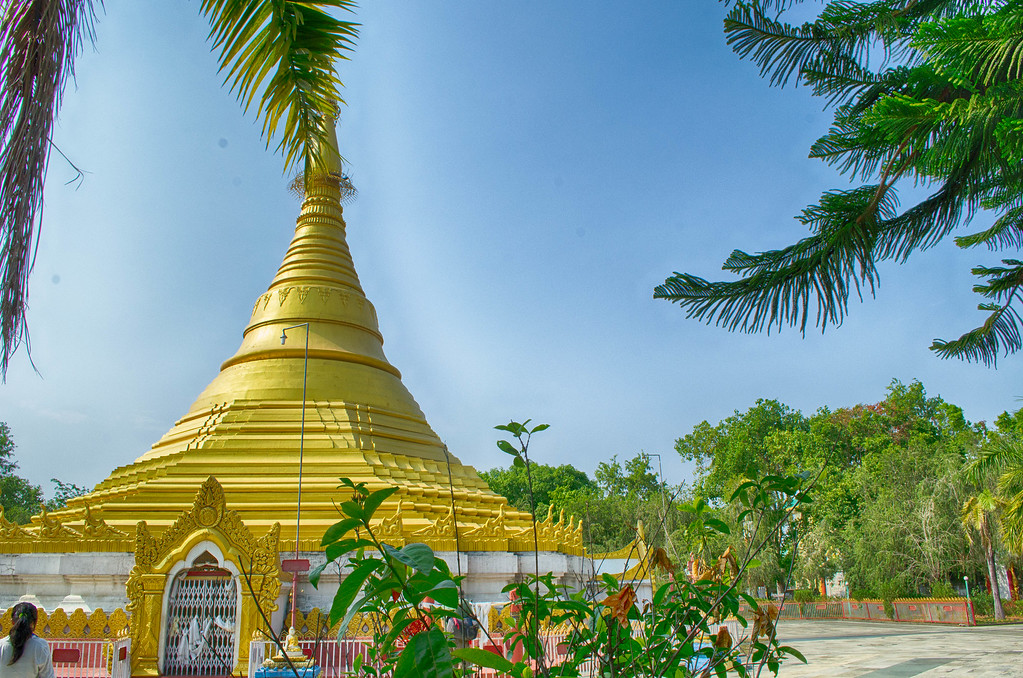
[{"x1": 163, "y1": 569, "x2": 239, "y2": 676}]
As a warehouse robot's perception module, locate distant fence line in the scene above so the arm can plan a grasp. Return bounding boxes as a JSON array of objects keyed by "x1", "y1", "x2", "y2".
[{"x1": 737, "y1": 598, "x2": 975, "y2": 626}]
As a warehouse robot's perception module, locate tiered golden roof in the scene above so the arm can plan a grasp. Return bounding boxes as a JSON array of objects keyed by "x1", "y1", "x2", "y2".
[{"x1": 13, "y1": 125, "x2": 581, "y2": 556}]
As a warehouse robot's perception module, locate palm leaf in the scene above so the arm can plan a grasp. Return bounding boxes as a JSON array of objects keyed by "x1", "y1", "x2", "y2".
[
  {"x1": 914, "y1": 6, "x2": 1023, "y2": 88},
  {"x1": 198, "y1": 0, "x2": 359, "y2": 175},
  {"x1": 655, "y1": 185, "x2": 895, "y2": 335},
  {"x1": 930, "y1": 260, "x2": 1023, "y2": 366},
  {"x1": 955, "y1": 205, "x2": 1023, "y2": 250},
  {"x1": 0, "y1": 0, "x2": 98, "y2": 378},
  {"x1": 723, "y1": 0, "x2": 917, "y2": 89}
]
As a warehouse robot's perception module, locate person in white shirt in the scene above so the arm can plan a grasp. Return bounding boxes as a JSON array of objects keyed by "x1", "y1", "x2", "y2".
[{"x1": 0, "y1": 603, "x2": 54, "y2": 678}]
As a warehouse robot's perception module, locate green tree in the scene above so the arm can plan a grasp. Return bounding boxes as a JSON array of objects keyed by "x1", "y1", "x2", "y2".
[
  {"x1": 0, "y1": 0, "x2": 358, "y2": 375},
  {"x1": 593, "y1": 454, "x2": 662, "y2": 500},
  {"x1": 480, "y1": 453, "x2": 680, "y2": 554},
  {"x1": 0, "y1": 422, "x2": 42, "y2": 523},
  {"x1": 655, "y1": 0, "x2": 1023, "y2": 366},
  {"x1": 676, "y1": 399, "x2": 809, "y2": 500},
  {"x1": 0, "y1": 474, "x2": 43, "y2": 524},
  {"x1": 478, "y1": 462, "x2": 596, "y2": 516},
  {"x1": 677, "y1": 381, "x2": 983, "y2": 597},
  {"x1": 962, "y1": 490, "x2": 1007, "y2": 619},
  {"x1": 0, "y1": 421, "x2": 89, "y2": 521},
  {"x1": 0, "y1": 421, "x2": 16, "y2": 475},
  {"x1": 966, "y1": 410, "x2": 1023, "y2": 555},
  {"x1": 46, "y1": 477, "x2": 90, "y2": 511}
]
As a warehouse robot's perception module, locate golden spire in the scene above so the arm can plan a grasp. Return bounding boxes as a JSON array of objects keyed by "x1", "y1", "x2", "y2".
[
  {"x1": 38, "y1": 120, "x2": 541, "y2": 551},
  {"x1": 190, "y1": 119, "x2": 412, "y2": 414}
]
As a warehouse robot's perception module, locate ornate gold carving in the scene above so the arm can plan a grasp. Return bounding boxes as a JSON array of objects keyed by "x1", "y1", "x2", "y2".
[
  {"x1": 278, "y1": 288, "x2": 291, "y2": 306},
  {"x1": 464, "y1": 505, "x2": 508, "y2": 538},
  {"x1": 412, "y1": 508, "x2": 458, "y2": 551},
  {"x1": 0, "y1": 508, "x2": 35, "y2": 539},
  {"x1": 375, "y1": 507, "x2": 404, "y2": 545},
  {"x1": 412, "y1": 507, "x2": 456, "y2": 539},
  {"x1": 537, "y1": 506, "x2": 559, "y2": 543},
  {"x1": 567, "y1": 516, "x2": 584, "y2": 556},
  {"x1": 37, "y1": 507, "x2": 81, "y2": 539},
  {"x1": 47, "y1": 609, "x2": 69, "y2": 636},
  {"x1": 492, "y1": 604, "x2": 515, "y2": 634},
  {"x1": 463, "y1": 506, "x2": 511, "y2": 551},
  {"x1": 0, "y1": 607, "x2": 131, "y2": 640},
  {"x1": 297, "y1": 286, "x2": 310, "y2": 304},
  {"x1": 81, "y1": 505, "x2": 128, "y2": 539},
  {"x1": 125, "y1": 476, "x2": 281, "y2": 677},
  {"x1": 66, "y1": 609, "x2": 88, "y2": 638},
  {"x1": 107, "y1": 608, "x2": 130, "y2": 637},
  {"x1": 133, "y1": 522, "x2": 157, "y2": 570}
]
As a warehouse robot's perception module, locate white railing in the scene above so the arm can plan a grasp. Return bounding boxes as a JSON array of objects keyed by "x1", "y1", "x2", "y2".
[
  {"x1": 49, "y1": 640, "x2": 114, "y2": 678},
  {"x1": 247, "y1": 639, "x2": 266, "y2": 678},
  {"x1": 250, "y1": 639, "x2": 376, "y2": 678},
  {"x1": 110, "y1": 638, "x2": 130, "y2": 678}
]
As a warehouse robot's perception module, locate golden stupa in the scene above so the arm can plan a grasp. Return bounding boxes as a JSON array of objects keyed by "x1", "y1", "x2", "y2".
[
  {"x1": 7, "y1": 124, "x2": 582, "y2": 557},
  {"x1": 0, "y1": 121, "x2": 593, "y2": 678}
]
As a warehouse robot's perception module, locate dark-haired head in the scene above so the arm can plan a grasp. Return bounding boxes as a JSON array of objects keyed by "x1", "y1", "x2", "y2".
[{"x1": 8, "y1": 602, "x2": 37, "y2": 665}]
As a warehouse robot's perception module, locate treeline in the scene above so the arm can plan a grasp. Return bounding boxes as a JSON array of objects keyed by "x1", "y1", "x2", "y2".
[{"x1": 481, "y1": 380, "x2": 1021, "y2": 606}]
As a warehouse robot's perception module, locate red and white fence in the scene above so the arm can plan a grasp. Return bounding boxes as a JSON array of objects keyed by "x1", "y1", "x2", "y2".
[
  {"x1": 249, "y1": 639, "x2": 375, "y2": 678},
  {"x1": 48, "y1": 638, "x2": 131, "y2": 678},
  {"x1": 737, "y1": 598, "x2": 975, "y2": 626}
]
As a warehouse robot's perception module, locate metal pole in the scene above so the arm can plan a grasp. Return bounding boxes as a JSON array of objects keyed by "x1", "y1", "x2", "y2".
[
  {"x1": 647, "y1": 453, "x2": 678, "y2": 561},
  {"x1": 282, "y1": 323, "x2": 310, "y2": 631},
  {"x1": 964, "y1": 575, "x2": 974, "y2": 625}
]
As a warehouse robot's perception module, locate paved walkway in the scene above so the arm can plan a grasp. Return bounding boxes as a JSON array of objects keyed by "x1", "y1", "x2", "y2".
[{"x1": 769, "y1": 620, "x2": 1023, "y2": 676}]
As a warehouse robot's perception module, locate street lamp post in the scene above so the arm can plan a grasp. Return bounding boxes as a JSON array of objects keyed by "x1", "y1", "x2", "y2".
[
  {"x1": 963, "y1": 575, "x2": 975, "y2": 625},
  {"x1": 280, "y1": 323, "x2": 310, "y2": 631}
]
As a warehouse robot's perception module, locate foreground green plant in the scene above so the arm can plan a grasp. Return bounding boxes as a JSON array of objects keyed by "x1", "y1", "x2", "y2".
[
  {"x1": 312, "y1": 478, "x2": 469, "y2": 677},
  {"x1": 314, "y1": 467, "x2": 809, "y2": 677},
  {"x1": 495, "y1": 472, "x2": 811, "y2": 678}
]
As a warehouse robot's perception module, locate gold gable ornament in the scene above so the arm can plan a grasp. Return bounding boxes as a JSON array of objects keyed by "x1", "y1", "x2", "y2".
[
  {"x1": 463, "y1": 505, "x2": 510, "y2": 551},
  {"x1": 81, "y1": 505, "x2": 128, "y2": 539},
  {"x1": 37, "y1": 507, "x2": 81, "y2": 539},
  {"x1": 124, "y1": 476, "x2": 281, "y2": 677},
  {"x1": 0, "y1": 507, "x2": 35, "y2": 541},
  {"x1": 375, "y1": 506, "x2": 405, "y2": 545},
  {"x1": 411, "y1": 507, "x2": 457, "y2": 551}
]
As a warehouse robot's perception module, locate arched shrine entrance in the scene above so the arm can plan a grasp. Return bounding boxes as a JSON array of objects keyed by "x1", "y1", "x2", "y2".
[
  {"x1": 125, "y1": 477, "x2": 283, "y2": 677},
  {"x1": 162, "y1": 547, "x2": 240, "y2": 675}
]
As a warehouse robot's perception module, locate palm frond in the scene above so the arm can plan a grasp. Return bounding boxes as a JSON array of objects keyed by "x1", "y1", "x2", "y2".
[
  {"x1": 914, "y1": 6, "x2": 1023, "y2": 87},
  {"x1": 723, "y1": 0, "x2": 920, "y2": 89},
  {"x1": 654, "y1": 185, "x2": 895, "y2": 334},
  {"x1": 198, "y1": 0, "x2": 359, "y2": 175},
  {"x1": 964, "y1": 434, "x2": 1023, "y2": 553},
  {"x1": 930, "y1": 260, "x2": 1023, "y2": 365},
  {"x1": 0, "y1": 0, "x2": 98, "y2": 378},
  {"x1": 965, "y1": 434, "x2": 1023, "y2": 482},
  {"x1": 955, "y1": 205, "x2": 1023, "y2": 250},
  {"x1": 873, "y1": 144, "x2": 985, "y2": 262}
]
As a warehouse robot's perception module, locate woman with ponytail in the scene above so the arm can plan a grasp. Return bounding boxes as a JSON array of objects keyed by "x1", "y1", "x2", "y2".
[{"x1": 0, "y1": 603, "x2": 53, "y2": 678}]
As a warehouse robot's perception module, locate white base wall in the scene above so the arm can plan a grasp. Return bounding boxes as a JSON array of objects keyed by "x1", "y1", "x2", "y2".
[
  {"x1": 0, "y1": 552, "x2": 134, "y2": 611},
  {"x1": 0, "y1": 550, "x2": 617, "y2": 616}
]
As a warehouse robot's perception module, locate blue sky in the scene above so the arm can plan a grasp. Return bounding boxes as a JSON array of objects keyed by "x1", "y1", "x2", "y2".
[{"x1": 1, "y1": 1, "x2": 1020, "y2": 495}]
